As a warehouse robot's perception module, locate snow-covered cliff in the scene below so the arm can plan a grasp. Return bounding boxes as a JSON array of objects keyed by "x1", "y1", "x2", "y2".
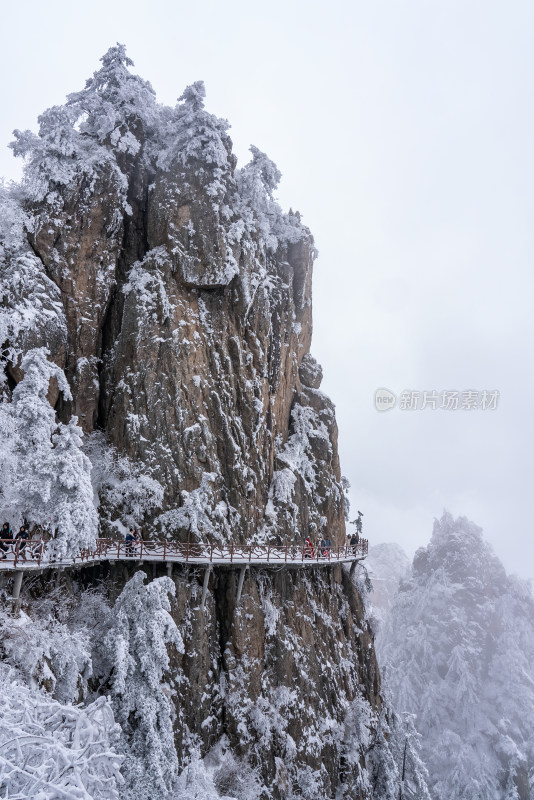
[
  {"x1": 1, "y1": 44, "x2": 344, "y2": 548},
  {"x1": 0, "y1": 46, "x2": 411, "y2": 799}
]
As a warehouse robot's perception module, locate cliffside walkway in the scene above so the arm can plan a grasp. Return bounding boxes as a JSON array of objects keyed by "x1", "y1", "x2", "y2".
[{"x1": 0, "y1": 538, "x2": 368, "y2": 572}]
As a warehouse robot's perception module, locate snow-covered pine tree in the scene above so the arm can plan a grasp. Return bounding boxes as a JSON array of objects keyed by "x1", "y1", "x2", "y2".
[
  {"x1": 163, "y1": 79, "x2": 233, "y2": 178},
  {"x1": 49, "y1": 416, "x2": 98, "y2": 558},
  {"x1": 66, "y1": 42, "x2": 158, "y2": 152},
  {"x1": 388, "y1": 710, "x2": 432, "y2": 800},
  {"x1": 102, "y1": 571, "x2": 184, "y2": 800},
  {"x1": 0, "y1": 347, "x2": 97, "y2": 555},
  {"x1": 8, "y1": 347, "x2": 72, "y2": 526}
]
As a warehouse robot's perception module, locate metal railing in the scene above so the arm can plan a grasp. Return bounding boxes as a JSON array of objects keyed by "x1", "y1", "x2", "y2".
[{"x1": 0, "y1": 538, "x2": 368, "y2": 570}]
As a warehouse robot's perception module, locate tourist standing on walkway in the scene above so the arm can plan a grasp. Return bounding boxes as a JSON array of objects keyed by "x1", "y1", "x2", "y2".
[
  {"x1": 349, "y1": 511, "x2": 364, "y2": 554},
  {"x1": 320, "y1": 536, "x2": 332, "y2": 557},
  {"x1": 15, "y1": 525, "x2": 29, "y2": 561},
  {"x1": 125, "y1": 529, "x2": 135, "y2": 556},
  {"x1": 0, "y1": 522, "x2": 11, "y2": 559}
]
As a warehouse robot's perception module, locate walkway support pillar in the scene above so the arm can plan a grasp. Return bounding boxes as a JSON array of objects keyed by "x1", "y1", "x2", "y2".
[
  {"x1": 11, "y1": 570, "x2": 24, "y2": 615},
  {"x1": 201, "y1": 565, "x2": 212, "y2": 610},
  {"x1": 236, "y1": 565, "x2": 248, "y2": 606},
  {"x1": 166, "y1": 562, "x2": 173, "y2": 578},
  {"x1": 12, "y1": 570, "x2": 23, "y2": 600}
]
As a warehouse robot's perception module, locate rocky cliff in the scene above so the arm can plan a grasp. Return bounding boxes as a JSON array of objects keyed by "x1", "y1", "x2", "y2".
[
  {"x1": 0, "y1": 46, "x2": 406, "y2": 800},
  {"x1": 3, "y1": 45, "x2": 344, "y2": 547}
]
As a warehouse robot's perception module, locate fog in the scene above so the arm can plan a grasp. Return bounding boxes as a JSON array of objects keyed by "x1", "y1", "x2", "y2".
[{"x1": 1, "y1": 0, "x2": 532, "y2": 576}]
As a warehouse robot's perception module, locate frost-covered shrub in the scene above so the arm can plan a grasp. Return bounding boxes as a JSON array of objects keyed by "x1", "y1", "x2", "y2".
[
  {"x1": 208, "y1": 737, "x2": 262, "y2": 800},
  {"x1": 236, "y1": 145, "x2": 304, "y2": 253},
  {"x1": 0, "y1": 586, "x2": 111, "y2": 705},
  {"x1": 0, "y1": 608, "x2": 91, "y2": 704},
  {"x1": 0, "y1": 250, "x2": 66, "y2": 370},
  {"x1": 0, "y1": 664, "x2": 123, "y2": 800},
  {"x1": 85, "y1": 431, "x2": 164, "y2": 534},
  {"x1": 173, "y1": 752, "x2": 222, "y2": 800},
  {"x1": 157, "y1": 471, "x2": 235, "y2": 542}
]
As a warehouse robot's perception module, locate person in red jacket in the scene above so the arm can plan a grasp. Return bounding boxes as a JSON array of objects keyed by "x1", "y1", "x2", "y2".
[{"x1": 304, "y1": 537, "x2": 315, "y2": 559}]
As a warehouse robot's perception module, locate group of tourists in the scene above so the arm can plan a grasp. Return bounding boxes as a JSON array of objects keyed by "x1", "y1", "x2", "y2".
[
  {"x1": 303, "y1": 512, "x2": 364, "y2": 559},
  {"x1": 0, "y1": 521, "x2": 44, "y2": 561},
  {"x1": 124, "y1": 528, "x2": 141, "y2": 556}
]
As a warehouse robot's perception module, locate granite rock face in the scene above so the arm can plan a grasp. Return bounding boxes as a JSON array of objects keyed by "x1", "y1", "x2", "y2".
[
  {"x1": 3, "y1": 47, "x2": 346, "y2": 547},
  {"x1": 168, "y1": 563, "x2": 382, "y2": 800}
]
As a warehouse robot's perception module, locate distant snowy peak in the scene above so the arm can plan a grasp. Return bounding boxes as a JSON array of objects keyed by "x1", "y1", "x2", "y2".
[
  {"x1": 379, "y1": 512, "x2": 534, "y2": 800},
  {"x1": 367, "y1": 541, "x2": 410, "y2": 580},
  {"x1": 412, "y1": 511, "x2": 507, "y2": 587}
]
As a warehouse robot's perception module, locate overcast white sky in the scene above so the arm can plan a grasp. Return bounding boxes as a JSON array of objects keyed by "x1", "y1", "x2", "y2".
[{"x1": 1, "y1": 0, "x2": 533, "y2": 578}]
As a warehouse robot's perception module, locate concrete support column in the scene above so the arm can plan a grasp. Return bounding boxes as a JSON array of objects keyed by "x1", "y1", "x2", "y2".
[
  {"x1": 201, "y1": 566, "x2": 212, "y2": 610},
  {"x1": 11, "y1": 570, "x2": 24, "y2": 615},
  {"x1": 236, "y1": 565, "x2": 248, "y2": 605},
  {"x1": 12, "y1": 570, "x2": 23, "y2": 600},
  {"x1": 166, "y1": 562, "x2": 173, "y2": 578}
]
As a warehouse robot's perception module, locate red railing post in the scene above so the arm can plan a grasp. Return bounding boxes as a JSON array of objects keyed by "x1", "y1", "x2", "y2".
[
  {"x1": 230, "y1": 543, "x2": 234, "y2": 563},
  {"x1": 163, "y1": 540, "x2": 166, "y2": 561},
  {"x1": 14, "y1": 539, "x2": 19, "y2": 568}
]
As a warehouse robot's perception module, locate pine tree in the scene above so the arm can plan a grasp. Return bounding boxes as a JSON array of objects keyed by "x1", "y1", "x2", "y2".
[
  {"x1": 48, "y1": 416, "x2": 98, "y2": 558},
  {"x1": 0, "y1": 348, "x2": 97, "y2": 556},
  {"x1": 103, "y1": 571, "x2": 184, "y2": 800},
  {"x1": 10, "y1": 348, "x2": 71, "y2": 524},
  {"x1": 66, "y1": 43, "x2": 158, "y2": 150}
]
